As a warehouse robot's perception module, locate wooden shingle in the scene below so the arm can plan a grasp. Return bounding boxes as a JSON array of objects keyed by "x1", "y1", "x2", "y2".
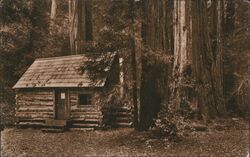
[{"x1": 13, "y1": 52, "x2": 116, "y2": 89}]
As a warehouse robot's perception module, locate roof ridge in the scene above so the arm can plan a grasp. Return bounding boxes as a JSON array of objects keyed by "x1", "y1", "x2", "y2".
[{"x1": 36, "y1": 52, "x2": 115, "y2": 61}]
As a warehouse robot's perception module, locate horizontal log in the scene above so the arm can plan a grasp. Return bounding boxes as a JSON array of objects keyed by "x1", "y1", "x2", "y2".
[
  {"x1": 70, "y1": 114, "x2": 101, "y2": 119},
  {"x1": 71, "y1": 111, "x2": 101, "y2": 116},
  {"x1": 70, "y1": 118, "x2": 100, "y2": 122},
  {"x1": 17, "y1": 117, "x2": 47, "y2": 121},
  {"x1": 16, "y1": 111, "x2": 53, "y2": 115},
  {"x1": 71, "y1": 106, "x2": 99, "y2": 110},
  {"x1": 17, "y1": 101, "x2": 53, "y2": 106},
  {"x1": 71, "y1": 109, "x2": 100, "y2": 113},
  {"x1": 102, "y1": 109, "x2": 132, "y2": 113},
  {"x1": 102, "y1": 106, "x2": 131, "y2": 110},
  {"x1": 70, "y1": 103, "x2": 77, "y2": 107},
  {"x1": 17, "y1": 122, "x2": 45, "y2": 126},
  {"x1": 113, "y1": 122, "x2": 133, "y2": 127},
  {"x1": 17, "y1": 96, "x2": 54, "y2": 101},
  {"x1": 70, "y1": 128, "x2": 94, "y2": 131},
  {"x1": 17, "y1": 91, "x2": 53, "y2": 96},
  {"x1": 17, "y1": 107, "x2": 53, "y2": 112},
  {"x1": 70, "y1": 99, "x2": 78, "y2": 103},
  {"x1": 102, "y1": 112, "x2": 132, "y2": 116},
  {"x1": 16, "y1": 113, "x2": 53, "y2": 117},
  {"x1": 17, "y1": 115, "x2": 54, "y2": 121},
  {"x1": 70, "y1": 95, "x2": 78, "y2": 99},
  {"x1": 70, "y1": 123, "x2": 99, "y2": 127},
  {"x1": 103, "y1": 117, "x2": 132, "y2": 123}
]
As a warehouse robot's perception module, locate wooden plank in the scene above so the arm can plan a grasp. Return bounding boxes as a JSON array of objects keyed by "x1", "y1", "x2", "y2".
[
  {"x1": 17, "y1": 107, "x2": 53, "y2": 112},
  {"x1": 70, "y1": 128, "x2": 94, "y2": 131},
  {"x1": 70, "y1": 114, "x2": 101, "y2": 118},
  {"x1": 102, "y1": 112, "x2": 132, "y2": 116},
  {"x1": 17, "y1": 122, "x2": 45, "y2": 126},
  {"x1": 17, "y1": 117, "x2": 46, "y2": 121},
  {"x1": 70, "y1": 111, "x2": 102, "y2": 116},
  {"x1": 16, "y1": 112, "x2": 53, "y2": 116},
  {"x1": 17, "y1": 92, "x2": 53, "y2": 96},
  {"x1": 17, "y1": 96, "x2": 54, "y2": 101},
  {"x1": 70, "y1": 118, "x2": 100, "y2": 122},
  {"x1": 70, "y1": 99, "x2": 78, "y2": 103},
  {"x1": 71, "y1": 123, "x2": 99, "y2": 127},
  {"x1": 71, "y1": 106, "x2": 99, "y2": 111},
  {"x1": 45, "y1": 119, "x2": 66, "y2": 126},
  {"x1": 17, "y1": 101, "x2": 53, "y2": 106},
  {"x1": 70, "y1": 95, "x2": 78, "y2": 99},
  {"x1": 17, "y1": 115, "x2": 53, "y2": 119},
  {"x1": 113, "y1": 122, "x2": 133, "y2": 127}
]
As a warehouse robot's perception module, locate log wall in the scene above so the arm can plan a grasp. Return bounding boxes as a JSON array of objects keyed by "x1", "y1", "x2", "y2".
[
  {"x1": 15, "y1": 88, "x2": 132, "y2": 128},
  {"x1": 15, "y1": 89, "x2": 54, "y2": 126},
  {"x1": 68, "y1": 89, "x2": 102, "y2": 128}
]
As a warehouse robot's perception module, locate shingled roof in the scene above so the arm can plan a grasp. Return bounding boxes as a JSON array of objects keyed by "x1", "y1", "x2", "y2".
[{"x1": 13, "y1": 52, "x2": 117, "y2": 89}]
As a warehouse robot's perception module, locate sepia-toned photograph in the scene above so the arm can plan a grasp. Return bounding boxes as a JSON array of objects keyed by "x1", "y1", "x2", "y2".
[{"x1": 0, "y1": 0, "x2": 249, "y2": 156}]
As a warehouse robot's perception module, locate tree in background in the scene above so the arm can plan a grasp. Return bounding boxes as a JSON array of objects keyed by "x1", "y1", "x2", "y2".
[
  {"x1": 69, "y1": 0, "x2": 93, "y2": 54},
  {"x1": 0, "y1": 0, "x2": 70, "y2": 102},
  {"x1": 223, "y1": 0, "x2": 249, "y2": 116}
]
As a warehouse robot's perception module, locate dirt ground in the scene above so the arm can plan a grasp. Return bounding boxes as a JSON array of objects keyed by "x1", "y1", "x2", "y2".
[{"x1": 1, "y1": 119, "x2": 249, "y2": 157}]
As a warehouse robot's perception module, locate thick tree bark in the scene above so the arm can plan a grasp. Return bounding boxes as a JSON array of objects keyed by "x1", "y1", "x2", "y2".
[
  {"x1": 192, "y1": 0, "x2": 225, "y2": 120},
  {"x1": 171, "y1": 0, "x2": 191, "y2": 111},
  {"x1": 210, "y1": 0, "x2": 226, "y2": 116},
  {"x1": 223, "y1": 0, "x2": 235, "y2": 35},
  {"x1": 129, "y1": 0, "x2": 139, "y2": 130},
  {"x1": 69, "y1": 0, "x2": 92, "y2": 54},
  {"x1": 171, "y1": 0, "x2": 226, "y2": 121},
  {"x1": 140, "y1": 0, "x2": 174, "y2": 129}
]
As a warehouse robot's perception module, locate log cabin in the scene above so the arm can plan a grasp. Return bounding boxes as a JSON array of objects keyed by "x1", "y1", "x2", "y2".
[{"x1": 13, "y1": 52, "x2": 132, "y2": 131}]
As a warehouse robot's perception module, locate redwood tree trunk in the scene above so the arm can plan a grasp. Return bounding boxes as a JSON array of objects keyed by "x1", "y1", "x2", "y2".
[
  {"x1": 171, "y1": 0, "x2": 226, "y2": 121},
  {"x1": 69, "y1": 0, "x2": 92, "y2": 54},
  {"x1": 140, "y1": 0, "x2": 174, "y2": 129}
]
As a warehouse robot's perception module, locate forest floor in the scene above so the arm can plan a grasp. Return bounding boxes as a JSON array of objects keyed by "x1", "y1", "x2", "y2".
[{"x1": 1, "y1": 118, "x2": 249, "y2": 157}]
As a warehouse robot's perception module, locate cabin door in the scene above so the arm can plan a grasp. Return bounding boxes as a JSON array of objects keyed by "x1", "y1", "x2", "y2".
[{"x1": 55, "y1": 89, "x2": 69, "y2": 120}]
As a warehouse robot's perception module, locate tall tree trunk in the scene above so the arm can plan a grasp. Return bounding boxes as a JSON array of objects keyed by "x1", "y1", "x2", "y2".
[
  {"x1": 223, "y1": 0, "x2": 235, "y2": 35},
  {"x1": 129, "y1": 0, "x2": 139, "y2": 130},
  {"x1": 50, "y1": 0, "x2": 57, "y2": 20},
  {"x1": 69, "y1": 0, "x2": 92, "y2": 54},
  {"x1": 171, "y1": 0, "x2": 191, "y2": 111},
  {"x1": 49, "y1": 0, "x2": 57, "y2": 35},
  {"x1": 140, "y1": 0, "x2": 174, "y2": 129},
  {"x1": 191, "y1": 0, "x2": 216, "y2": 121},
  {"x1": 171, "y1": 0, "x2": 226, "y2": 121},
  {"x1": 210, "y1": 0, "x2": 226, "y2": 116},
  {"x1": 192, "y1": 0, "x2": 225, "y2": 120}
]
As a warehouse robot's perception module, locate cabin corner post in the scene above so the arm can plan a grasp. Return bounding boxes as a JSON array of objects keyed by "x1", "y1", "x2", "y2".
[{"x1": 14, "y1": 89, "x2": 18, "y2": 125}]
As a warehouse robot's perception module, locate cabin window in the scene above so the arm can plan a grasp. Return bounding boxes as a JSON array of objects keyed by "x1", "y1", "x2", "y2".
[{"x1": 78, "y1": 94, "x2": 91, "y2": 106}]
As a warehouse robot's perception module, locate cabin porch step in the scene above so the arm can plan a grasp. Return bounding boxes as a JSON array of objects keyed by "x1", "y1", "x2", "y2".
[
  {"x1": 45, "y1": 119, "x2": 67, "y2": 127},
  {"x1": 42, "y1": 120, "x2": 67, "y2": 132}
]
